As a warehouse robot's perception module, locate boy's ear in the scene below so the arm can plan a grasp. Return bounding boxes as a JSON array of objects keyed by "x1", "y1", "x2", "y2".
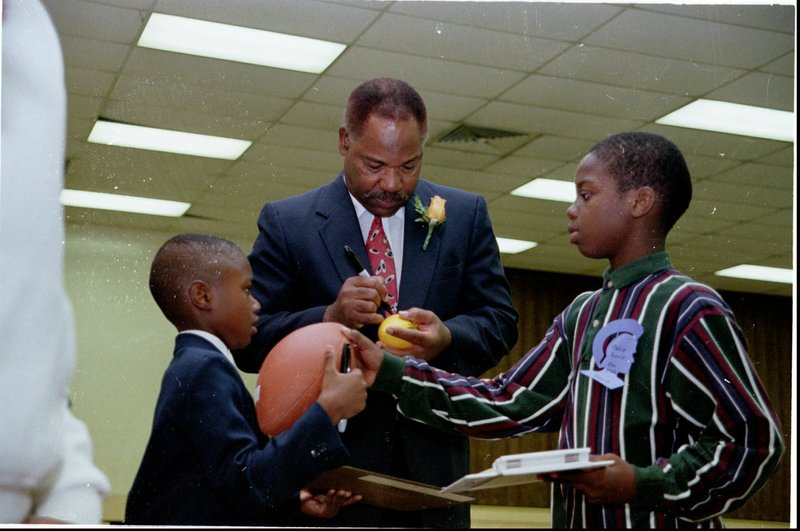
[
  {"x1": 188, "y1": 280, "x2": 212, "y2": 311},
  {"x1": 629, "y1": 186, "x2": 656, "y2": 219}
]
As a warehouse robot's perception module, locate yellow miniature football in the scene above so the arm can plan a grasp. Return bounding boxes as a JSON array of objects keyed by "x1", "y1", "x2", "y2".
[{"x1": 378, "y1": 314, "x2": 418, "y2": 350}]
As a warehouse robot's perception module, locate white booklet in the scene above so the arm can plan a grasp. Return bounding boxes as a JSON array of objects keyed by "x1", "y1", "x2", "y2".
[{"x1": 441, "y1": 447, "x2": 614, "y2": 494}]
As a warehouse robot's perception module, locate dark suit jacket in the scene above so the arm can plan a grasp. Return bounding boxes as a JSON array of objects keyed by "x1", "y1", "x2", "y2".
[
  {"x1": 125, "y1": 333, "x2": 348, "y2": 526},
  {"x1": 235, "y1": 174, "x2": 519, "y2": 527}
]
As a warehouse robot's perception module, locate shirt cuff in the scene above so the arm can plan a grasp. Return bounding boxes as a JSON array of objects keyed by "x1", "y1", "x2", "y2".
[
  {"x1": 371, "y1": 352, "x2": 406, "y2": 395},
  {"x1": 630, "y1": 464, "x2": 666, "y2": 509}
]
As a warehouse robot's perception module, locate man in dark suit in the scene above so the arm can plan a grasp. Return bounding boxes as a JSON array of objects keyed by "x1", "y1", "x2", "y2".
[{"x1": 234, "y1": 78, "x2": 519, "y2": 528}]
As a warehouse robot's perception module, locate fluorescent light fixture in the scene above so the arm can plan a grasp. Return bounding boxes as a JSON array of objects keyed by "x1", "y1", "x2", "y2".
[
  {"x1": 60, "y1": 189, "x2": 191, "y2": 218},
  {"x1": 138, "y1": 13, "x2": 346, "y2": 74},
  {"x1": 656, "y1": 99, "x2": 794, "y2": 142},
  {"x1": 88, "y1": 120, "x2": 251, "y2": 160},
  {"x1": 714, "y1": 264, "x2": 794, "y2": 285},
  {"x1": 511, "y1": 178, "x2": 575, "y2": 203},
  {"x1": 497, "y1": 237, "x2": 538, "y2": 254}
]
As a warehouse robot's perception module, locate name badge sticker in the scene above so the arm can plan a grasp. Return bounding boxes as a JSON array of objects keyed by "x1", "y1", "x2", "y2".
[{"x1": 581, "y1": 318, "x2": 644, "y2": 390}]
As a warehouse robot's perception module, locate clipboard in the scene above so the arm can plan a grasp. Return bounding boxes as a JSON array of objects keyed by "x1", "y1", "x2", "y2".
[
  {"x1": 305, "y1": 466, "x2": 475, "y2": 511},
  {"x1": 441, "y1": 447, "x2": 614, "y2": 494}
]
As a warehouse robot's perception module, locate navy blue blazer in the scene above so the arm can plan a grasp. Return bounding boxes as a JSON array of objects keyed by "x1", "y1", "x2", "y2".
[
  {"x1": 125, "y1": 333, "x2": 348, "y2": 526},
  {"x1": 234, "y1": 174, "x2": 518, "y2": 527}
]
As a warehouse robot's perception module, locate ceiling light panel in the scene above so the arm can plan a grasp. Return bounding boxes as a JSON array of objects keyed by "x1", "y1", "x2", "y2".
[
  {"x1": 497, "y1": 237, "x2": 538, "y2": 254},
  {"x1": 714, "y1": 264, "x2": 794, "y2": 285},
  {"x1": 61, "y1": 189, "x2": 191, "y2": 217},
  {"x1": 138, "y1": 13, "x2": 346, "y2": 74},
  {"x1": 656, "y1": 99, "x2": 794, "y2": 142},
  {"x1": 88, "y1": 120, "x2": 251, "y2": 160},
  {"x1": 511, "y1": 178, "x2": 576, "y2": 203}
]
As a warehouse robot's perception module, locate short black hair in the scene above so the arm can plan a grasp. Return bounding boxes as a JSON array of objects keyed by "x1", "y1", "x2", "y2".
[
  {"x1": 589, "y1": 131, "x2": 692, "y2": 232},
  {"x1": 149, "y1": 233, "x2": 243, "y2": 327},
  {"x1": 343, "y1": 77, "x2": 427, "y2": 141}
]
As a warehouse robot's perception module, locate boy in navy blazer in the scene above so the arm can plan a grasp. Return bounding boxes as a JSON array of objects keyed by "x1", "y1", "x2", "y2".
[{"x1": 125, "y1": 233, "x2": 367, "y2": 525}]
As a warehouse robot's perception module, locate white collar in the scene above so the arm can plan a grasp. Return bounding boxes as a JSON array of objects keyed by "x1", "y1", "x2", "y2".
[{"x1": 179, "y1": 330, "x2": 236, "y2": 368}]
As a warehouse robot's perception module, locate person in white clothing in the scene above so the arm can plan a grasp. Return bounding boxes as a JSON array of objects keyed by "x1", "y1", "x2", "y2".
[{"x1": 1, "y1": 0, "x2": 111, "y2": 523}]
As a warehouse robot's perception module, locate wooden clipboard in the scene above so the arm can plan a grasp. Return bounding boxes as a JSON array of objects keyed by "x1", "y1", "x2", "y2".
[{"x1": 305, "y1": 466, "x2": 475, "y2": 511}]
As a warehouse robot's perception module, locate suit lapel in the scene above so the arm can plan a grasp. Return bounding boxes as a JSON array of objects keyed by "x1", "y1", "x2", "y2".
[
  {"x1": 400, "y1": 182, "x2": 438, "y2": 310},
  {"x1": 318, "y1": 174, "x2": 368, "y2": 283}
]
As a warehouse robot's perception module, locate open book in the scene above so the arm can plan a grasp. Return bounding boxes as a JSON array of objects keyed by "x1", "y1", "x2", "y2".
[
  {"x1": 441, "y1": 447, "x2": 614, "y2": 494},
  {"x1": 306, "y1": 447, "x2": 612, "y2": 510}
]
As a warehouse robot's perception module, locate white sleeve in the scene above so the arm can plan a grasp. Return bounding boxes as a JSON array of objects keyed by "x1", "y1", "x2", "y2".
[{"x1": 30, "y1": 406, "x2": 111, "y2": 524}]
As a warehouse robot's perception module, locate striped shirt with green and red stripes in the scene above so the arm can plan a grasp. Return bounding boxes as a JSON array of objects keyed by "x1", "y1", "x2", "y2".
[{"x1": 373, "y1": 252, "x2": 784, "y2": 528}]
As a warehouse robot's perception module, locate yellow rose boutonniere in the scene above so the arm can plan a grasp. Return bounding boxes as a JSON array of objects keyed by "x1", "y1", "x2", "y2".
[{"x1": 414, "y1": 194, "x2": 447, "y2": 251}]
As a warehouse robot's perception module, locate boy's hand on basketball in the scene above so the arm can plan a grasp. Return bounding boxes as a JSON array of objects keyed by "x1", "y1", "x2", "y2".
[{"x1": 316, "y1": 346, "x2": 366, "y2": 426}]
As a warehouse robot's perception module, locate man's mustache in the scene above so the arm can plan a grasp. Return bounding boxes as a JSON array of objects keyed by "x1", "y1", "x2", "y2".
[{"x1": 363, "y1": 191, "x2": 409, "y2": 203}]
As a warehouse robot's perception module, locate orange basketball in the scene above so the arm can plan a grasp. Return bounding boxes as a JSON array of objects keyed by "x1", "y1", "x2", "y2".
[{"x1": 255, "y1": 322, "x2": 352, "y2": 437}]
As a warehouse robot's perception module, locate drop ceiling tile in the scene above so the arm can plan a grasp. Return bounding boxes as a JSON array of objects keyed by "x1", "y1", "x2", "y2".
[
  {"x1": 689, "y1": 198, "x2": 777, "y2": 223},
  {"x1": 109, "y1": 74, "x2": 294, "y2": 121},
  {"x1": 280, "y1": 101, "x2": 349, "y2": 132},
  {"x1": 122, "y1": 48, "x2": 318, "y2": 98},
  {"x1": 705, "y1": 72, "x2": 794, "y2": 111},
  {"x1": 226, "y1": 162, "x2": 335, "y2": 191},
  {"x1": 646, "y1": 125, "x2": 789, "y2": 161},
  {"x1": 326, "y1": 46, "x2": 527, "y2": 99},
  {"x1": 389, "y1": 1, "x2": 623, "y2": 41},
  {"x1": 759, "y1": 52, "x2": 795, "y2": 76},
  {"x1": 64, "y1": 208, "x2": 180, "y2": 233},
  {"x1": 255, "y1": 124, "x2": 336, "y2": 152},
  {"x1": 302, "y1": 75, "x2": 368, "y2": 106},
  {"x1": 710, "y1": 275, "x2": 791, "y2": 297},
  {"x1": 754, "y1": 145, "x2": 794, "y2": 167},
  {"x1": 154, "y1": 0, "x2": 380, "y2": 42},
  {"x1": 671, "y1": 214, "x2": 738, "y2": 235},
  {"x1": 540, "y1": 45, "x2": 745, "y2": 96},
  {"x1": 501, "y1": 75, "x2": 692, "y2": 121},
  {"x1": 468, "y1": 101, "x2": 642, "y2": 140},
  {"x1": 358, "y1": 13, "x2": 570, "y2": 72},
  {"x1": 421, "y1": 146, "x2": 499, "y2": 171},
  {"x1": 696, "y1": 180, "x2": 792, "y2": 210},
  {"x1": 752, "y1": 208, "x2": 793, "y2": 228},
  {"x1": 58, "y1": 35, "x2": 130, "y2": 72},
  {"x1": 66, "y1": 93, "x2": 105, "y2": 122},
  {"x1": 682, "y1": 154, "x2": 740, "y2": 181},
  {"x1": 100, "y1": 100, "x2": 269, "y2": 139},
  {"x1": 514, "y1": 136, "x2": 592, "y2": 162},
  {"x1": 65, "y1": 67, "x2": 117, "y2": 98},
  {"x1": 416, "y1": 91, "x2": 489, "y2": 123},
  {"x1": 668, "y1": 241, "x2": 756, "y2": 273},
  {"x1": 716, "y1": 223, "x2": 793, "y2": 246},
  {"x1": 483, "y1": 156, "x2": 563, "y2": 181},
  {"x1": 238, "y1": 145, "x2": 341, "y2": 173},
  {"x1": 709, "y1": 163, "x2": 794, "y2": 190},
  {"x1": 585, "y1": 9, "x2": 794, "y2": 69},
  {"x1": 636, "y1": 4, "x2": 795, "y2": 34},
  {"x1": 423, "y1": 164, "x2": 529, "y2": 196},
  {"x1": 43, "y1": 0, "x2": 145, "y2": 43}
]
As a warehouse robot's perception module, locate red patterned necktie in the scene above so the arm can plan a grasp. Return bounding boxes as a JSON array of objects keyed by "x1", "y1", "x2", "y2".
[{"x1": 366, "y1": 216, "x2": 398, "y2": 314}]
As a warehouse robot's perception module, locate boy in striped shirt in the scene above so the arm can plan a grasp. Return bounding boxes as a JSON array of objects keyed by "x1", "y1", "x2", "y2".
[{"x1": 343, "y1": 132, "x2": 785, "y2": 528}]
